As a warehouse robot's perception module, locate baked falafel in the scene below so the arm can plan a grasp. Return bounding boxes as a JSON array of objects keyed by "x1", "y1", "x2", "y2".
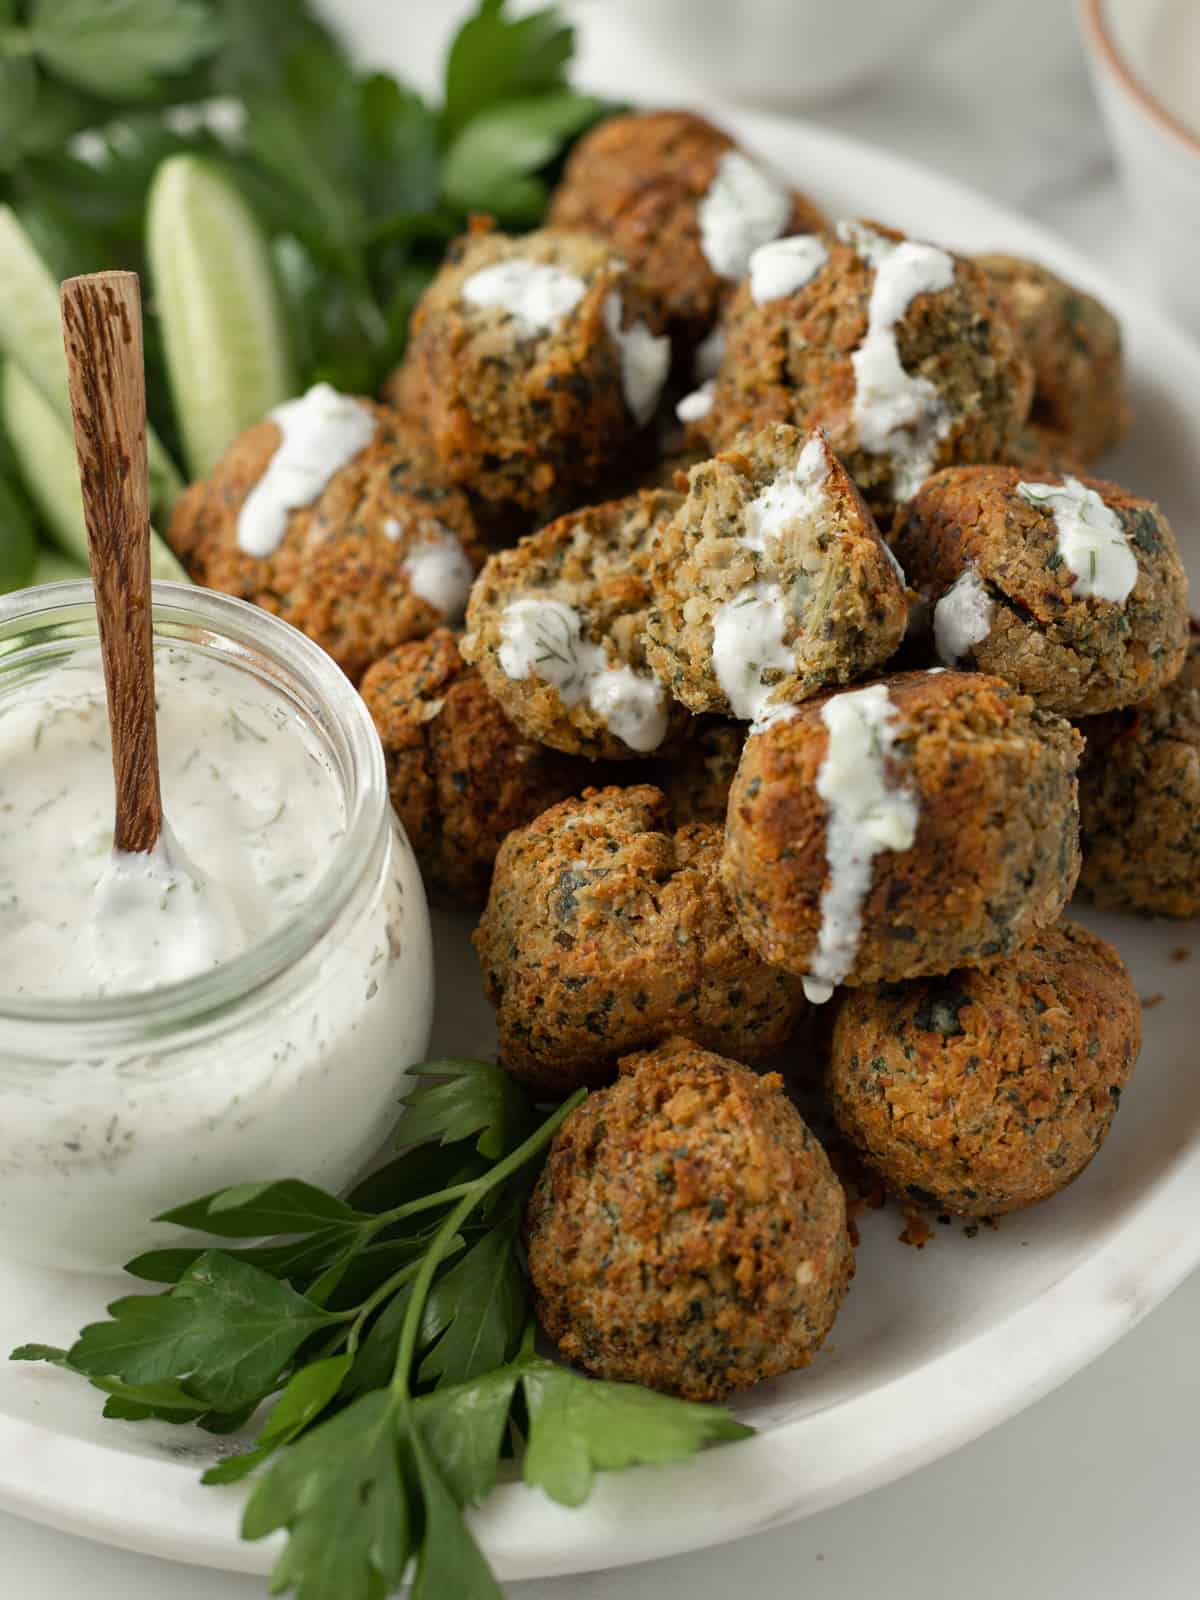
[
  {"x1": 649, "y1": 716, "x2": 745, "y2": 825},
  {"x1": 359, "y1": 629, "x2": 591, "y2": 907},
  {"x1": 526, "y1": 1036, "x2": 852, "y2": 1399},
  {"x1": 698, "y1": 220, "x2": 1033, "y2": 519},
  {"x1": 547, "y1": 110, "x2": 824, "y2": 357},
  {"x1": 891, "y1": 465, "x2": 1189, "y2": 715},
  {"x1": 722, "y1": 670, "x2": 1082, "y2": 996},
  {"x1": 976, "y1": 253, "x2": 1128, "y2": 464},
  {"x1": 384, "y1": 226, "x2": 669, "y2": 522},
  {"x1": 644, "y1": 424, "x2": 907, "y2": 719},
  {"x1": 827, "y1": 921, "x2": 1141, "y2": 1216},
  {"x1": 474, "y1": 785, "x2": 808, "y2": 1095},
  {"x1": 1075, "y1": 629, "x2": 1200, "y2": 917},
  {"x1": 168, "y1": 388, "x2": 485, "y2": 682},
  {"x1": 462, "y1": 490, "x2": 684, "y2": 760}
]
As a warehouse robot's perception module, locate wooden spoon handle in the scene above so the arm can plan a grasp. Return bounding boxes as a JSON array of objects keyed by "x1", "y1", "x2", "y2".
[{"x1": 61, "y1": 270, "x2": 163, "y2": 856}]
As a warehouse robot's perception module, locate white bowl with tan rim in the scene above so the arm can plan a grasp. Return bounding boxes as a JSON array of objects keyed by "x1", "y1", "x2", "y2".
[{"x1": 1078, "y1": 0, "x2": 1200, "y2": 331}]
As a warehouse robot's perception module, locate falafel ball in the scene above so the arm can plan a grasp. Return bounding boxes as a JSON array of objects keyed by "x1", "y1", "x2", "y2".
[
  {"x1": 359, "y1": 629, "x2": 592, "y2": 907},
  {"x1": 168, "y1": 391, "x2": 486, "y2": 682},
  {"x1": 1004, "y1": 422, "x2": 1087, "y2": 479},
  {"x1": 383, "y1": 227, "x2": 670, "y2": 522},
  {"x1": 1075, "y1": 629, "x2": 1200, "y2": 917},
  {"x1": 462, "y1": 490, "x2": 686, "y2": 760},
  {"x1": 827, "y1": 922, "x2": 1141, "y2": 1216},
  {"x1": 645, "y1": 424, "x2": 907, "y2": 719},
  {"x1": 891, "y1": 466, "x2": 1189, "y2": 716},
  {"x1": 649, "y1": 716, "x2": 745, "y2": 825},
  {"x1": 547, "y1": 110, "x2": 824, "y2": 358},
  {"x1": 722, "y1": 670, "x2": 1082, "y2": 993},
  {"x1": 976, "y1": 253, "x2": 1128, "y2": 464},
  {"x1": 526, "y1": 1037, "x2": 853, "y2": 1399},
  {"x1": 698, "y1": 220, "x2": 1033, "y2": 520},
  {"x1": 475, "y1": 786, "x2": 808, "y2": 1095}
]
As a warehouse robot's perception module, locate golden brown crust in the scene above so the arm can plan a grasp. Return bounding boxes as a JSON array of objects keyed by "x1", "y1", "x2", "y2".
[
  {"x1": 359, "y1": 630, "x2": 590, "y2": 907},
  {"x1": 547, "y1": 110, "x2": 825, "y2": 356},
  {"x1": 975, "y1": 253, "x2": 1129, "y2": 463},
  {"x1": 699, "y1": 222, "x2": 1034, "y2": 520},
  {"x1": 462, "y1": 490, "x2": 687, "y2": 759},
  {"x1": 890, "y1": 465, "x2": 1190, "y2": 715},
  {"x1": 474, "y1": 786, "x2": 808, "y2": 1095},
  {"x1": 526, "y1": 1037, "x2": 853, "y2": 1398},
  {"x1": 1076, "y1": 631, "x2": 1200, "y2": 917},
  {"x1": 167, "y1": 404, "x2": 486, "y2": 683},
  {"x1": 644, "y1": 424, "x2": 908, "y2": 714},
  {"x1": 827, "y1": 922, "x2": 1141, "y2": 1215},
  {"x1": 384, "y1": 228, "x2": 659, "y2": 521},
  {"x1": 721, "y1": 670, "x2": 1082, "y2": 984}
]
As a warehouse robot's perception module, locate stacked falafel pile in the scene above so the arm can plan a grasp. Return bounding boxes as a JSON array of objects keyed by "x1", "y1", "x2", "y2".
[{"x1": 169, "y1": 110, "x2": 1195, "y2": 1404}]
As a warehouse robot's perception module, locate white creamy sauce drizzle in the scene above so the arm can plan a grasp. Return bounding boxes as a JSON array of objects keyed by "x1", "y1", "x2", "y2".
[
  {"x1": 1015, "y1": 476, "x2": 1138, "y2": 603},
  {"x1": 237, "y1": 383, "x2": 377, "y2": 559},
  {"x1": 694, "y1": 324, "x2": 726, "y2": 382},
  {"x1": 697, "y1": 150, "x2": 793, "y2": 279},
  {"x1": 837, "y1": 220, "x2": 956, "y2": 501},
  {"x1": 743, "y1": 431, "x2": 830, "y2": 551},
  {"x1": 676, "y1": 381, "x2": 715, "y2": 424},
  {"x1": 712, "y1": 433, "x2": 836, "y2": 722},
  {"x1": 712, "y1": 583, "x2": 796, "y2": 721},
  {"x1": 933, "y1": 567, "x2": 994, "y2": 663},
  {"x1": 602, "y1": 293, "x2": 670, "y2": 425},
  {"x1": 0, "y1": 648, "x2": 345, "y2": 1000},
  {"x1": 497, "y1": 597, "x2": 668, "y2": 752},
  {"x1": 388, "y1": 524, "x2": 475, "y2": 621},
  {"x1": 803, "y1": 683, "x2": 919, "y2": 1004},
  {"x1": 748, "y1": 234, "x2": 828, "y2": 303},
  {"x1": 460, "y1": 259, "x2": 586, "y2": 335}
]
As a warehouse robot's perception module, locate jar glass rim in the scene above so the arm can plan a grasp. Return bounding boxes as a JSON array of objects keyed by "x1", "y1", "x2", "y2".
[{"x1": 0, "y1": 580, "x2": 387, "y2": 1043}]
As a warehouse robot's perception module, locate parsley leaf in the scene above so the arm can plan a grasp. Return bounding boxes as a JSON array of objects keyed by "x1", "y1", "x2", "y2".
[
  {"x1": 418, "y1": 1208, "x2": 528, "y2": 1387},
  {"x1": 409, "y1": 1427, "x2": 505, "y2": 1600},
  {"x1": 414, "y1": 1365, "x2": 521, "y2": 1506},
  {"x1": 399, "y1": 1058, "x2": 535, "y2": 1161},
  {"x1": 441, "y1": 89, "x2": 609, "y2": 224},
  {"x1": 66, "y1": 1250, "x2": 342, "y2": 1413},
  {"x1": 521, "y1": 1360, "x2": 754, "y2": 1507},
  {"x1": 443, "y1": 0, "x2": 574, "y2": 139},
  {"x1": 157, "y1": 1177, "x2": 361, "y2": 1237},
  {"x1": 26, "y1": 0, "x2": 224, "y2": 101},
  {"x1": 244, "y1": 1390, "x2": 412, "y2": 1600}
]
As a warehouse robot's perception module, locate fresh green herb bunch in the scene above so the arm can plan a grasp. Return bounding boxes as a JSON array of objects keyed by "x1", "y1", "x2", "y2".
[
  {"x1": 13, "y1": 1060, "x2": 750, "y2": 1599},
  {"x1": 0, "y1": 0, "x2": 612, "y2": 590}
]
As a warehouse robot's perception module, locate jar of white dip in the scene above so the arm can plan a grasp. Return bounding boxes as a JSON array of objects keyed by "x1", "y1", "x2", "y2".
[{"x1": 0, "y1": 582, "x2": 433, "y2": 1272}]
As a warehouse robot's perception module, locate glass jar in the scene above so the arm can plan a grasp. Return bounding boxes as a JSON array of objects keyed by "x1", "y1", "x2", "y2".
[{"x1": 0, "y1": 581, "x2": 433, "y2": 1272}]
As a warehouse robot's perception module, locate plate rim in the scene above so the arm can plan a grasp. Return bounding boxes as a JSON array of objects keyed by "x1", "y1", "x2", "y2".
[{"x1": 2, "y1": 100, "x2": 1198, "y2": 1582}]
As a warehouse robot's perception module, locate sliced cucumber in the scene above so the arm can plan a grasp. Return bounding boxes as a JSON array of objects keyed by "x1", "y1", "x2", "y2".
[
  {"x1": 147, "y1": 155, "x2": 297, "y2": 481},
  {"x1": 1, "y1": 362, "x2": 189, "y2": 583},
  {"x1": 0, "y1": 204, "x2": 184, "y2": 519}
]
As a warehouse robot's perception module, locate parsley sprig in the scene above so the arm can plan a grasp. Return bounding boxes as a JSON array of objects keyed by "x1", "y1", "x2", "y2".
[{"x1": 12, "y1": 1059, "x2": 750, "y2": 1598}]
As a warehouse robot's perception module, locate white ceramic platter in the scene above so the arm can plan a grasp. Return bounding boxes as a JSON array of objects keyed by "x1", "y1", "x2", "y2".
[{"x1": 1, "y1": 108, "x2": 1198, "y2": 1583}]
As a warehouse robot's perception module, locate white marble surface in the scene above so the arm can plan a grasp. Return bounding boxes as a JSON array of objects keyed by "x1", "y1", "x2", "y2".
[{"x1": 10, "y1": 1, "x2": 1199, "y2": 1595}]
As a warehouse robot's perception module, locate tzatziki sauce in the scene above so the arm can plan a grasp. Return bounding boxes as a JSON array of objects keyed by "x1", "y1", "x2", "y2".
[
  {"x1": 461, "y1": 259, "x2": 587, "y2": 336},
  {"x1": 497, "y1": 596, "x2": 669, "y2": 752},
  {"x1": 804, "y1": 682, "x2": 919, "y2": 1003},
  {"x1": 697, "y1": 150, "x2": 793, "y2": 280},
  {"x1": 1016, "y1": 476, "x2": 1138, "y2": 603},
  {"x1": 602, "y1": 293, "x2": 670, "y2": 425},
  {"x1": 0, "y1": 622, "x2": 432, "y2": 1271},
  {"x1": 748, "y1": 234, "x2": 828, "y2": 304},
  {"x1": 837, "y1": 221, "x2": 956, "y2": 500},
  {"x1": 933, "y1": 567, "x2": 994, "y2": 664},
  {"x1": 394, "y1": 528, "x2": 476, "y2": 621},
  {"x1": 237, "y1": 383, "x2": 377, "y2": 558}
]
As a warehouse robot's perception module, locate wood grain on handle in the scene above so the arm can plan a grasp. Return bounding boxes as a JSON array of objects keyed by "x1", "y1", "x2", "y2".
[{"x1": 61, "y1": 270, "x2": 163, "y2": 856}]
